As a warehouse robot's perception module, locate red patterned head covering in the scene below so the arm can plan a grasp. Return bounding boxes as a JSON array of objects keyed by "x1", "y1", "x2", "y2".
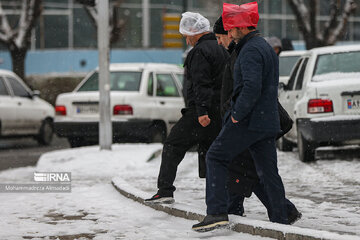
[{"x1": 222, "y1": 2, "x2": 259, "y2": 31}]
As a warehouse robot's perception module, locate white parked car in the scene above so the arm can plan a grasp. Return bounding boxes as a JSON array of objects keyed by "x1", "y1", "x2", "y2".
[
  {"x1": 54, "y1": 63, "x2": 184, "y2": 147},
  {"x1": 0, "y1": 69, "x2": 55, "y2": 145},
  {"x1": 278, "y1": 45, "x2": 360, "y2": 162},
  {"x1": 279, "y1": 50, "x2": 306, "y2": 85}
]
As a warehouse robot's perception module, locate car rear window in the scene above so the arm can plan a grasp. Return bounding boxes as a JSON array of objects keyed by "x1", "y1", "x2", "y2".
[
  {"x1": 312, "y1": 51, "x2": 360, "y2": 81},
  {"x1": 78, "y1": 71, "x2": 142, "y2": 91},
  {"x1": 279, "y1": 55, "x2": 301, "y2": 77}
]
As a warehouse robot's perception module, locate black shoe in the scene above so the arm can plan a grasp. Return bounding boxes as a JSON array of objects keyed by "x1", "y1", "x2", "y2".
[
  {"x1": 228, "y1": 205, "x2": 244, "y2": 216},
  {"x1": 144, "y1": 193, "x2": 174, "y2": 204},
  {"x1": 288, "y1": 207, "x2": 302, "y2": 225},
  {"x1": 192, "y1": 214, "x2": 229, "y2": 232},
  {"x1": 228, "y1": 210, "x2": 244, "y2": 216}
]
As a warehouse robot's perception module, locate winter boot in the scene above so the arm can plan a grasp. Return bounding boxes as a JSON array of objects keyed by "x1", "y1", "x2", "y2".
[{"x1": 192, "y1": 214, "x2": 229, "y2": 232}]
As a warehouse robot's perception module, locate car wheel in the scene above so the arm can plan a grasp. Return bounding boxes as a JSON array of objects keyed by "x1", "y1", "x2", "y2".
[
  {"x1": 297, "y1": 130, "x2": 316, "y2": 162},
  {"x1": 37, "y1": 119, "x2": 53, "y2": 145},
  {"x1": 277, "y1": 137, "x2": 293, "y2": 152},
  {"x1": 68, "y1": 137, "x2": 86, "y2": 148}
]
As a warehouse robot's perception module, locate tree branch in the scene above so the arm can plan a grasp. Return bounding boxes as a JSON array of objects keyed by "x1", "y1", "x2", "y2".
[
  {"x1": 327, "y1": 0, "x2": 357, "y2": 45},
  {"x1": 15, "y1": 0, "x2": 42, "y2": 49},
  {"x1": 309, "y1": 0, "x2": 317, "y2": 37},
  {"x1": 0, "y1": 2, "x2": 13, "y2": 42},
  {"x1": 287, "y1": 0, "x2": 311, "y2": 36},
  {"x1": 15, "y1": 0, "x2": 29, "y2": 48},
  {"x1": 0, "y1": 32, "x2": 8, "y2": 42},
  {"x1": 323, "y1": 0, "x2": 340, "y2": 41},
  {"x1": 84, "y1": 5, "x2": 98, "y2": 27}
]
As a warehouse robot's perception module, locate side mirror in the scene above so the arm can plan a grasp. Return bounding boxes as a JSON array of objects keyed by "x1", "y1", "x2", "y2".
[
  {"x1": 278, "y1": 82, "x2": 287, "y2": 91},
  {"x1": 32, "y1": 90, "x2": 41, "y2": 97}
]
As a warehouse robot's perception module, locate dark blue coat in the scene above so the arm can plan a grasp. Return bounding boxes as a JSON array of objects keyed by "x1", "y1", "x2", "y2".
[{"x1": 231, "y1": 31, "x2": 280, "y2": 133}]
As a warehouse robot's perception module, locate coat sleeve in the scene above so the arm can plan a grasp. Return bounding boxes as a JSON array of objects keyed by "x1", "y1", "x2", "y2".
[
  {"x1": 191, "y1": 49, "x2": 214, "y2": 117},
  {"x1": 220, "y1": 61, "x2": 233, "y2": 117},
  {"x1": 231, "y1": 47, "x2": 263, "y2": 121}
]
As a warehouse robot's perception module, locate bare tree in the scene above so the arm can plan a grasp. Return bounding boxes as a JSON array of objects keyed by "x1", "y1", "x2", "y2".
[
  {"x1": 76, "y1": 0, "x2": 126, "y2": 47},
  {"x1": 288, "y1": 0, "x2": 357, "y2": 49},
  {"x1": 0, "y1": 0, "x2": 42, "y2": 80}
]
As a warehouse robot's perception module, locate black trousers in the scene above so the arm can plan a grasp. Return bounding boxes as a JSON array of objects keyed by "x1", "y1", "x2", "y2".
[
  {"x1": 206, "y1": 117, "x2": 288, "y2": 223},
  {"x1": 157, "y1": 106, "x2": 222, "y2": 196}
]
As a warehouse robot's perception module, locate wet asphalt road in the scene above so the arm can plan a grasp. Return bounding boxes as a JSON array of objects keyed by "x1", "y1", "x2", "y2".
[
  {"x1": 0, "y1": 134, "x2": 359, "y2": 172},
  {"x1": 0, "y1": 136, "x2": 70, "y2": 171}
]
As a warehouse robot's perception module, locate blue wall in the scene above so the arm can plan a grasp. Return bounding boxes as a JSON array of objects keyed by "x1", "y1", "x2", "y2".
[{"x1": 0, "y1": 49, "x2": 183, "y2": 75}]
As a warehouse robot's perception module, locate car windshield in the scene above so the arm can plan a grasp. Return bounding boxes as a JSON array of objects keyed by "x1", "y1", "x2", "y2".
[
  {"x1": 279, "y1": 55, "x2": 301, "y2": 77},
  {"x1": 77, "y1": 71, "x2": 142, "y2": 91},
  {"x1": 312, "y1": 51, "x2": 360, "y2": 82}
]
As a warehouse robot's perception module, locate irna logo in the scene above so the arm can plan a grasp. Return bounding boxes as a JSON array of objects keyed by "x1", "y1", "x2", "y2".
[{"x1": 34, "y1": 172, "x2": 71, "y2": 182}]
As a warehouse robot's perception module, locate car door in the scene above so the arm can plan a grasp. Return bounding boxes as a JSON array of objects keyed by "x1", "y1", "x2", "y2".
[
  {"x1": 291, "y1": 57, "x2": 309, "y2": 139},
  {"x1": 142, "y1": 72, "x2": 158, "y2": 119},
  {"x1": 154, "y1": 72, "x2": 183, "y2": 128},
  {"x1": 279, "y1": 58, "x2": 304, "y2": 141},
  {"x1": 6, "y1": 76, "x2": 41, "y2": 135},
  {"x1": 0, "y1": 76, "x2": 19, "y2": 136}
]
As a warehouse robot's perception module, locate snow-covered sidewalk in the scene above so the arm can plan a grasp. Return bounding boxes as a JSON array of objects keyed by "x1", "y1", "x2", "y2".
[
  {"x1": 0, "y1": 143, "x2": 359, "y2": 239},
  {"x1": 0, "y1": 144, "x2": 270, "y2": 240}
]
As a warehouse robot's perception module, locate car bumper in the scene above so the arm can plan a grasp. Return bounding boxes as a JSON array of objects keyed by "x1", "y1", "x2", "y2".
[
  {"x1": 297, "y1": 117, "x2": 360, "y2": 143},
  {"x1": 54, "y1": 120, "x2": 153, "y2": 139}
]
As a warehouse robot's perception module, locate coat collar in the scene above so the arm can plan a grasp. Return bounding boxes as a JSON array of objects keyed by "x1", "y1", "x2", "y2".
[
  {"x1": 195, "y1": 32, "x2": 216, "y2": 46},
  {"x1": 235, "y1": 30, "x2": 260, "y2": 54}
]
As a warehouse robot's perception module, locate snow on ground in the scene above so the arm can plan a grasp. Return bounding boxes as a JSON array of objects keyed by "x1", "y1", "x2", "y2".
[
  {"x1": 0, "y1": 144, "x2": 359, "y2": 239},
  {"x1": 117, "y1": 147, "x2": 360, "y2": 236},
  {"x1": 0, "y1": 144, "x2": 275, "y2": 240}
]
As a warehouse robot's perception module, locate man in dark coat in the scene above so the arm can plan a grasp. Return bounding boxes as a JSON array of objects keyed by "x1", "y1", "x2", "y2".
[
  {"x1": 145, "y1": 12, "x2": 228, "y2": 204},
  {"x1": 214, "y1": 16, "x2": 245, "y2": 216},
  {"x1": 213, "y1": 14, "x2": 301, "y2": 224},
  {"x1": 193, "y1": 2, "x2": 294, "y2": 231}
]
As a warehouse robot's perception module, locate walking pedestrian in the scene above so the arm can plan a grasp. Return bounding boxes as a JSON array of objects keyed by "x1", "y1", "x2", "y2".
[
  {"x1": 145, "y1": 12, "x2": 228, "y2": 204},
  {"x1": 193, "y1": 2, "x2": 295, "y2": 231},
  {"x1": 267, "y1": 36, "x2": 283, "y2": 55},
  {"x1": 214, "y1": 14, "x2": 301, "y2": 223}
]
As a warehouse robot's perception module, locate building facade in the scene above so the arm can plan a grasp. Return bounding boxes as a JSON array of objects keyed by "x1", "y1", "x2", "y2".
[
  {"x1": 0, "y1": 0, "x2": 359, "y2": 75},
  {"x1": 1, "y1": 0, "x2": 359, "y2": 50}
]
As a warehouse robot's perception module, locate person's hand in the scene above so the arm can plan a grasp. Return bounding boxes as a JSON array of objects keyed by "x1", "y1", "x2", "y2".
[
  {"x1": 198, "y1": 115, "x2": 211, "y2": 127},
  {"x1": 231, "y1": 116, "x2": 238, "y2": 123}
]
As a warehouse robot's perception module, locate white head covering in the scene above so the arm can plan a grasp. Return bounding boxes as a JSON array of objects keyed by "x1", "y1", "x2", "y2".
[{"x1": 179, "y1": 12, "x2": 210, "y2": 36}]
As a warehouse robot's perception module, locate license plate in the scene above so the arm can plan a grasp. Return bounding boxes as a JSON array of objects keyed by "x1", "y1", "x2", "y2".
[
  {"x1": 346, "y1": 98, "x2": 360, "y2": 111},
  {"x1": 76, "y1": 104, "x2": 99, "y2": 114}
]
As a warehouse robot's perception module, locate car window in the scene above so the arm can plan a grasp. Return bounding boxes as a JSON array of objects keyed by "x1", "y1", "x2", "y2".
[
  {"x1": 78, "y1": 71, "x2": 142, "y2": 91},
  {"x1": 175, "y1": 73, "x2": 184, "y2": 86},
  {"x1": 6, "y1": 77, "x2": 31, "y2": 97},
  {"x1": 148, "y1": 72, "x2": 153, "y2": 96},
  {"x1": 295, "y1": 58, "x2": 309, "y2": 90},
  {"x1": 313, "y1": 51, "x2": 360, "y2": 81},
  {"x1": 156, "y1": 74, "x2": 180, "y2": 97},
  {"x1": 0, "y1": 77, "x2": 9, "y2": 96},
  {"x1": 287, "y1": 59, "x2": 303, "y2": 90},
  {"x1": 279, "y1": 55, "x2": 302, "y2": 77}
]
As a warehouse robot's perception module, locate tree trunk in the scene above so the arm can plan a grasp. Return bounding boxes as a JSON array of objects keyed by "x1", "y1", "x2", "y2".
[
  {"x1": 10, "y1": 48, "x2": 27, "y2": 81},
  {"x1": 305, "y1": 37, "x2": 324, "y2": 50}
]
